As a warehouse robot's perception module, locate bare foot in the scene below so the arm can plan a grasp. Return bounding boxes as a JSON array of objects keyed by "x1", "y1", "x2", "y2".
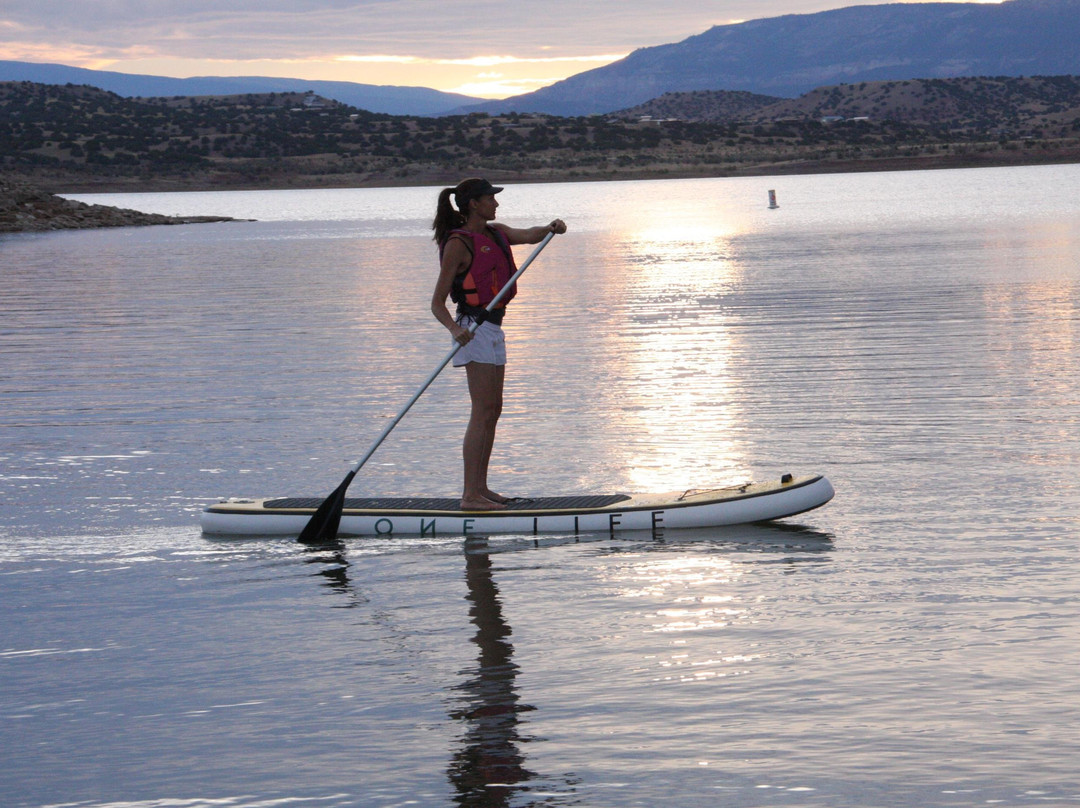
[
  {"x1": 460, "y1": 496, "x2": 507, "y2": 511},
  {"x1": 483, "y1": 489, "x2": 510, "y2": 504}
]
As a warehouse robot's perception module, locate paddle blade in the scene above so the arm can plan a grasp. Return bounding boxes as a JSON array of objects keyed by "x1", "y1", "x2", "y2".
[{"x1": 297, "y1": 471, "x2": 356, "y2": 545}]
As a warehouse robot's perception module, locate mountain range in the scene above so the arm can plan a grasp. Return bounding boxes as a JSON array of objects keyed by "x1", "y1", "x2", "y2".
[
  {"x1": 2, "y1": 0, "x2": 1078, "y2": 118},
  {"x1": 0, "y1": 60, "x2": 479, "y2": 117},
  {"x1": 464, "y1": 0, "x2": 1080, "y2": 116}
]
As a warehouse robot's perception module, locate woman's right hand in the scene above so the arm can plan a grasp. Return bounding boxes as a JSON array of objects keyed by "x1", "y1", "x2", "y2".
[{"x1": 451, "y1": 323, "x2": 473, "y2": 345}]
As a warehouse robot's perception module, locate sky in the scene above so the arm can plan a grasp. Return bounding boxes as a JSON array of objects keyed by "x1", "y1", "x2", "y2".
[{"x1": 1, "y1": 0, "x2": 1002, "y2": 99}]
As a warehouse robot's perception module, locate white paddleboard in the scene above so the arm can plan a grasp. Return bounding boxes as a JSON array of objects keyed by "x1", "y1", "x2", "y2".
[{"x1": 201, "y1": 473, "x2": 834, "y2": 538}]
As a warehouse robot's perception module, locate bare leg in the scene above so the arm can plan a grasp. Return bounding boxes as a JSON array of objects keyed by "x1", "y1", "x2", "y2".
[{"x1": 461, "y1": 362, "x2": 505, "y2": 510}]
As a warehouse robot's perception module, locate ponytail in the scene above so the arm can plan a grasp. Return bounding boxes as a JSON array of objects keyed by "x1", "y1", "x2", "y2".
[{"x1": 432, "y1": 187, "x2": 465, "y2": 245}]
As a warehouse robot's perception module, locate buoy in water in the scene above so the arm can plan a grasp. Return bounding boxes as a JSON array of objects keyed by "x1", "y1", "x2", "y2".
[{"x1": 768, "y1": 189, "x2": 779, "y2": 209}]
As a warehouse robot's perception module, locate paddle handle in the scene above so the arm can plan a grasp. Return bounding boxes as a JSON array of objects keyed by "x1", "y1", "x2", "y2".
[{"x1": 346, "y1": 230, "x2": 556, "y2": 475}]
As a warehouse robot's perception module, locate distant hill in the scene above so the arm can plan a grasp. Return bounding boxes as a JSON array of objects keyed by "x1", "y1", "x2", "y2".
[
  {"x1": 748, "y1": 75, "x2": 1080, "y2": 135},
  {"x1": 456, "y1": 0, "x2": 1080, "y2": 116},
  {"x1": 0, "y1": 60, "x2": 482, "y2": 117},
  {"x1": 4, "y1": 79, "x2": 1078, "y2": 193},
  {"x1": 616, "y1": 76, "x2": 1080, "y2": 139},
  {"x1": 616, "y1": 91, "x2": 784, "y2": 122}
]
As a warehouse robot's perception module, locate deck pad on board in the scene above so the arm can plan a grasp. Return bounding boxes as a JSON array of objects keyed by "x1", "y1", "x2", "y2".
[{"x1": 265, "y1": 494, "x2": 632, "y2": 512}]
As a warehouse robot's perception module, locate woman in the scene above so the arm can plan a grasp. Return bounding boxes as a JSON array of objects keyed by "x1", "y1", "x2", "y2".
[{"x1": 431, "y1": 178, "x2": 566, "y2": 511}]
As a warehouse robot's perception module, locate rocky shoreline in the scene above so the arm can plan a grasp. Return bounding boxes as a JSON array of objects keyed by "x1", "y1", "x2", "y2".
[{"x1": 0, "y1": 178, "x2": 237, "y2": 233}]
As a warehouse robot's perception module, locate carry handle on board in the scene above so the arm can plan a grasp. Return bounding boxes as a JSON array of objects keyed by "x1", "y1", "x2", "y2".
[{"x1": 297, "y1": 230, "x2": 557, "y2": 545}]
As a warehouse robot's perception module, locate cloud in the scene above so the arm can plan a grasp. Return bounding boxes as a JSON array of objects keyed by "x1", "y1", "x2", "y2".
[
  {"x1": 335, "y1": 53, "x2": 627, "y2": 68},
  {"x1": 446, "y1": 69, "x2": 582, "y2": 98},
  {"x1": 2, "y1": 0, "x2": 742, "y2": 60}
]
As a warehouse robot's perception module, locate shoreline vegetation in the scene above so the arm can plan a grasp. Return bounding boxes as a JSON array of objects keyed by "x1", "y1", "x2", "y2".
[
  {"x1": 3, "y1": 76, "x2": 1079, "y2": 230},
  {"x1": 4, "y1": 141, "x2": 1076, "y2": 234},
  {"x1": 50, "y1": 140, "x2": 1080, "y2": 193}
]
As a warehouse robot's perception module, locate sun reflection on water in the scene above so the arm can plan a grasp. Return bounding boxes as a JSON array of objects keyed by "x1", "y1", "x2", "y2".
[
  {"x1": 605, "y1": 221, "x2": 749, "y2": 491},
  {"x1": 616, "y1": 554, "x2": 741, "y2": 598},
  {"x1": 609, "y1": 553, "x2": 759, "y2": 682}
]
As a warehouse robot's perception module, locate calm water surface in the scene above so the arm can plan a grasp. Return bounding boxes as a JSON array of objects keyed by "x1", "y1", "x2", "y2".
[{"x1": 2, "y1": 165, "x2": 1079, "y2": 807}]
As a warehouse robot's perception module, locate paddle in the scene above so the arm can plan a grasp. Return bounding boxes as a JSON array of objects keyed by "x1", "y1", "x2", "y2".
[{"x1": 297, "y1": 230, "x2": 557, "y2": 545}]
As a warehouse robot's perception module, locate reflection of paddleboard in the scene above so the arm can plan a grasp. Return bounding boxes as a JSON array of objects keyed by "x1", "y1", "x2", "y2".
[{"x1": 201, "y1": 473, "x2": 834, "y2": 538}]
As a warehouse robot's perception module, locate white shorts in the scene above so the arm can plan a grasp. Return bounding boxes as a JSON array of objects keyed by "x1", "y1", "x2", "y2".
[{"x1": 452, "y1": 317, "x2": 506, "y2": 367}]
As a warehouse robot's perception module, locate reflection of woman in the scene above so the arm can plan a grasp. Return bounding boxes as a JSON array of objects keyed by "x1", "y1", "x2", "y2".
[
  {"x1": 447, "y1": 539, "x2": 536, "y2": 803},
  {"x1": 431, "y1": 178, "x2": 566, "y2": 511}
]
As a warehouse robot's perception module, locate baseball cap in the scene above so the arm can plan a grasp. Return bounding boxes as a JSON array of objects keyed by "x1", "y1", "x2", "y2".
[{"x1": 454, "y1": 178, "x2": 504, "y2": 206}]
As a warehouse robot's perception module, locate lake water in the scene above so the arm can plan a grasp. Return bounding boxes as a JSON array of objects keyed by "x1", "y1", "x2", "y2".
[{"x1": 2, "y1": 165, "x2": 1079, "y2": 807}]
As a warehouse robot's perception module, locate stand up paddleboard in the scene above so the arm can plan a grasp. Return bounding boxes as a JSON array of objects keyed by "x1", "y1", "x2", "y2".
[{"x1": 201, "y1": 473, "x2": 833, "y2": 538}]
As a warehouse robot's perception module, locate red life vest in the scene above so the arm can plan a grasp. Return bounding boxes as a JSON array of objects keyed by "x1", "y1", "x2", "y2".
[{"x1": 443, "y1": 227, "x2": 517, "y2": 315}]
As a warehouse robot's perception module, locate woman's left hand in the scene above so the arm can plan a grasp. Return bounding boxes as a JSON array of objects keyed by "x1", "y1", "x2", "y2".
[{"x1": 548, "y1": 219, "x2": 567, "y2": 235}]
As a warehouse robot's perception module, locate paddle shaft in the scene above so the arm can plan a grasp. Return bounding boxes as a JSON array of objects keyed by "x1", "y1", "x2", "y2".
[{"x1": 345, "y1": 230, "x2": 555, "y2": 478}]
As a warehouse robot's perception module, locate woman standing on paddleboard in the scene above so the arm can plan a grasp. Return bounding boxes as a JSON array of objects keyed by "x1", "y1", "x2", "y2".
[{"x1": 432, "y1": 178, "x2": 566, "y2": 511}]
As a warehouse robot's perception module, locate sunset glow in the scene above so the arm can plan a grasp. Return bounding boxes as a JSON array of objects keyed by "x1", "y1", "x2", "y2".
[{"x1": 0, "y1": 0, "x2": 1013, "y2": 98}]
